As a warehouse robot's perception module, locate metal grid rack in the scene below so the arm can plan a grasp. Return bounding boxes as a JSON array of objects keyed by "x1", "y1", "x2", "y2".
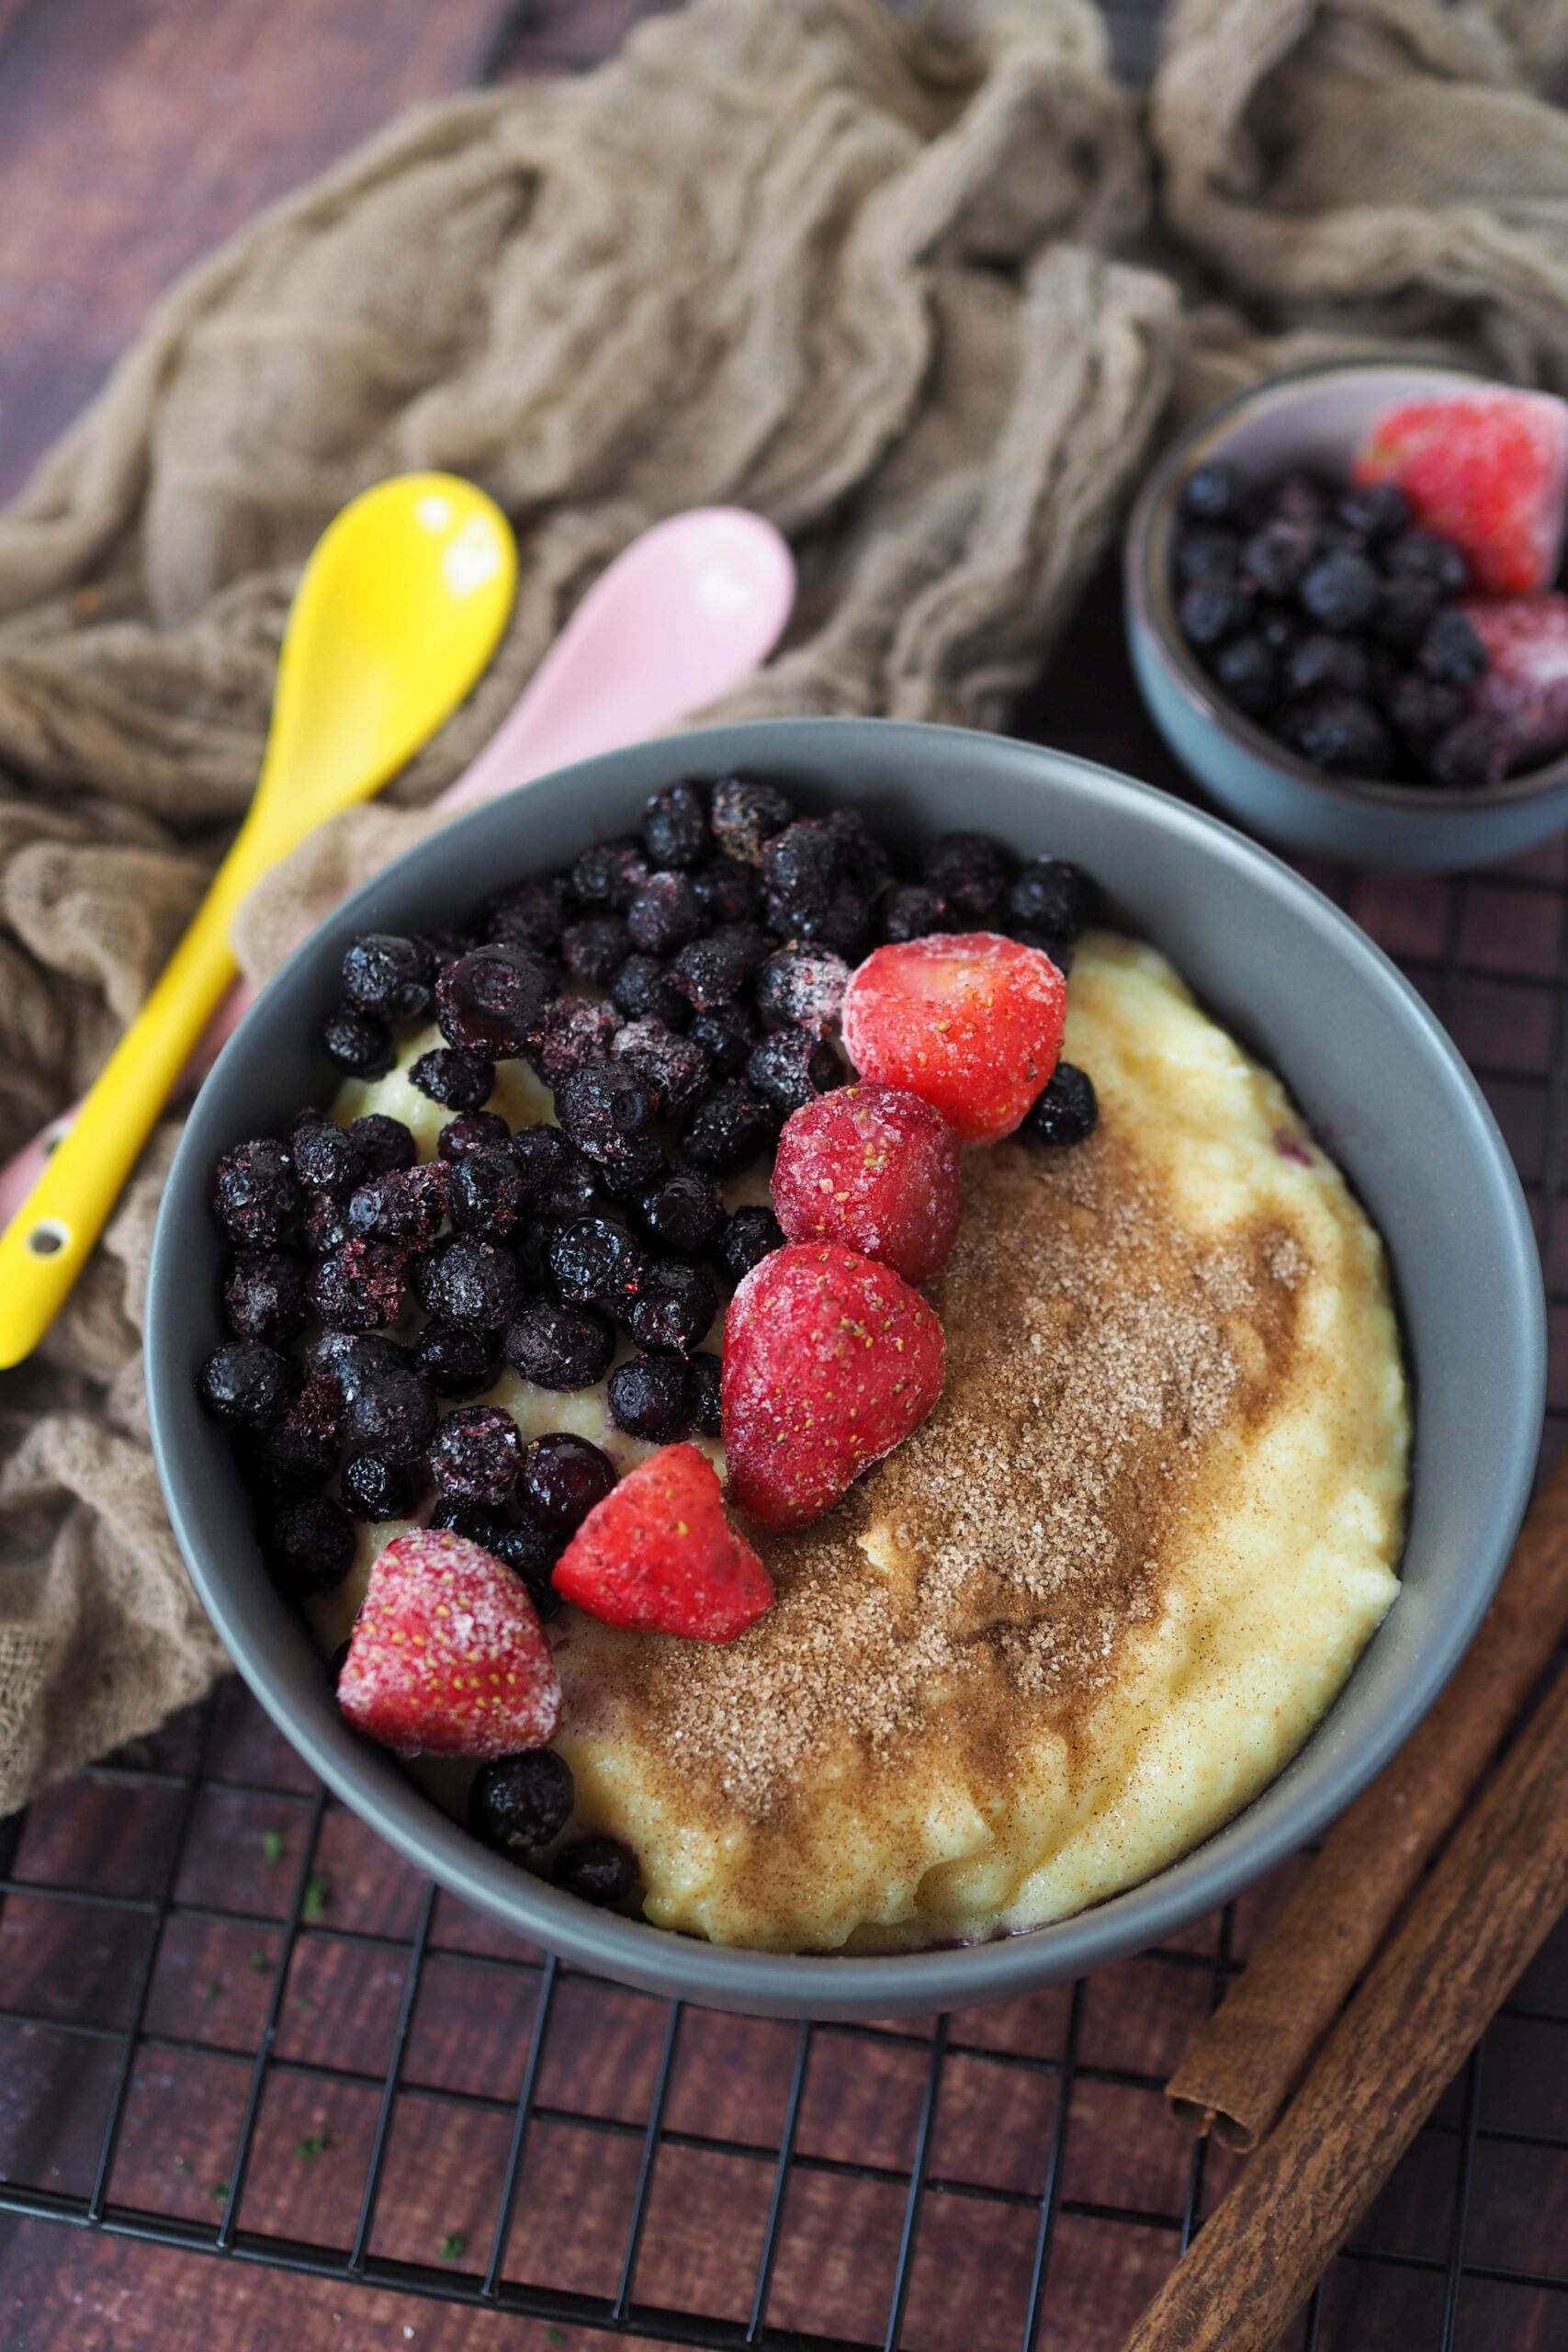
[{"x1": 3, "y1": 9, "x2": 1568, "y2": 2351}]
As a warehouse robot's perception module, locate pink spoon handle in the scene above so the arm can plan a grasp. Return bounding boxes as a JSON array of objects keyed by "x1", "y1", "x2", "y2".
[{"x1": 0, "y1": 507, "x2": 794, "y2": 1227}]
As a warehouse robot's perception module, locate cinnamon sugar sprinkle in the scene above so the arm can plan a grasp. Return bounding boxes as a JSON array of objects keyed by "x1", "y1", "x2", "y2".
[{"x1": 583, "y1": 1117, "x2": 1309, "y2": 1825}]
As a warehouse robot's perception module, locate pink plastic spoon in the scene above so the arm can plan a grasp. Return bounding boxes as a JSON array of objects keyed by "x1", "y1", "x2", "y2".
[{"x1": 0, "y1": 506, "x2": 794, "y2": 1224}]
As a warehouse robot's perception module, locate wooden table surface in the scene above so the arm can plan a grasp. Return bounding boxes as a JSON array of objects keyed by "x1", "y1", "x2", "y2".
[{"x1": 1, "y1": 6, "x2": 1565, "y2": 2350}]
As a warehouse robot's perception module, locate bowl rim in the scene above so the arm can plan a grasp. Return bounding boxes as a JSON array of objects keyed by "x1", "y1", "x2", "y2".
[
  {"x1": 1126, "y1": 356, "x2": 1568, "y2": 817},
  {"x1": 146, "y1": 716, "x2": 1545, "y2": 2015}
]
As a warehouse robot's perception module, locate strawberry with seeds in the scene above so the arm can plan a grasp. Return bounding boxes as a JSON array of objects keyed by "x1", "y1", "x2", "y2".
[
  {"x1": 1354, "y1": 389, "x2": 1568, "y2": 595},
  {"x1": 554, "y1": 1444, "x2": 773, "y2": 1641},
  {"x1": 723, "y1": 1241, "x2": 944, "y2": 1530},
  {"x1": 338, "y1": 1528, "x2": 560, "y2": 1758},
  {"x1": 840, "y1": 932, "x2": 1066, "y2": 1144},
  {"x1": 773, "y1": 1083, "x2": 961, "y2": 1283}
]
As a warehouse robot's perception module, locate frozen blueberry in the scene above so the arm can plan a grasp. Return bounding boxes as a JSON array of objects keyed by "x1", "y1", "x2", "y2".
[
  {"x1": 321, "y1": 1002, "x2": 395, "y2": 1080},
  {"x1": 1006, "y1": 859, "x2": 1089, "y2": 944},
  {"x1": 304, "y1": 1330, "x2": 412, "y2": 1400},
  {"x1": 754, "y1": 947, "x2": 849, "y2": 1036},
  {"x1": 1385, "y1": 529, "x2": 1470, "y2": 598},
  {"x1": 549, "y1": 1216, "x2": 649, "y2": 1311},
  {"x1": 710, "y1": 776, "x2": 795, "y2": 865},
  {"x1": 670, "y1": 925, "x2": 768, "y2": 1011},
  {"x1": 1178, "y1": 579, "x2": 1253, "y2": 648},
  {"x1": 690, "y1": 1350, "x2": 722, "y2": 1438},
  {"x1": 1429, "y1": 714, "x2": 1508, "y2": 789},
  {"x1": 448, "y1": 1142, "x2": 525, "y2": 1238},
  {"x1": 349, "y1": 1114, "x2": 416, "y2": 1178},
  {"x1": 1283, "y1": 633, "x2": 1370, "y2": 700},
  {"x1": 309, "y1": 1238, "x2": 412, "y2": 1331},
  {"x1": 1023, "y1": 1062, "x2": 1099, "y2": 1146},
  {"x1": 553, "y1": 1834, "x2": 640, "y2": 1908},
  {"x1": 554, "y1": 1060, "x2": 660, "y2": 1170},
  {"x1": 688, "y1": 1001, "x2": 758, "y2": 1078},
  {"x1": 570, "y1": 840, "x2": 649, "y2": 910},
  {"x1": 1297, "y1": 549, "x2": 1380, "y2": 633},
  {"x1": 428, "y1": 1404, "x2": 522, "y2": 1508},
  {"x1": 626, "y1": 871, "x2": 705, "y2": 956},
  {"x1": 213, "y1": 1138, "x2": 299, "y2": 1249},
  {"x1": 1269, "y1": 471, "x2": 1329, "y2": 526},
  {"x1": 919, "y1": 831, "x2": 1011, "y2": 920},
  {"x1": 438, "y1": 1110, "x2": 512, "y2": 1161},
  {"x1": 1179, "y1": 461, "x2": 1249, "y2": 526},
  {"x1": 430, "y1": 1501, "x2": 512, "y2": 1548},
  {"x1": 529, "y1": 994, "x2": 620, "y2": 1090},
  {"x1": 561, "y1": 915, "x2": 631, "y2": 987},
  {"x1": 1337, "y1": 481, "x2": 1412, "y2": 542},
  {"x1": 635, "y1": 1170, "x2": 724, "y2": 1258},
  {"x1": 301, "y1": 1191, "x2": 349, "y2": 1256},
  {"x1": 1419, "y1": 609, "x2": 1489, "y2": 687},
  {"x1": 435, "y1": 944, "x2": 554, "y2": 1058},
  {"x1": 693, "y1": 857, "x2": 762, "y2": 926},
  {"x1": 254, "y1": 1374, "x2": 343, "y2": 1491},
  {"x1": 1239, "y1": 520, "x2": 1316, "y2": 600},
  {"x1": 511, "y1": 1125, "x2": 600, "y2": 1218},
  {"x1": 681, "y1": 1081, "x2": 778, "y2": 1174},
  {"x1": 1258, "y1": 605, "x2": 1304, "y2": 660},
  {"x1": 261, "y1": 1494, "x2": 355, "y2": 1597},
  {"x1": 1389, "y1": 673, "x2": 1467, "y2": 747},
  {"x1": 414, "y1": 1317, "x2": 504, "y2": 1398},
  {"x1": 746, "y1": 1031, "x2": 842, "y2": 1115},
  {"x1": 607, "y1": 1352, "x2": 698, "y2": 1442},
  {"x1": 346, "y1": 1162, "x2": 449, "y2": 1250},
  {"x1": 1283, "y1": 693, "x2": 1393, "y2": 779},
  {"x1": 521, "y1": 1432, "x2": 616, "y2": 1536},
  {"x1": 611, "y1": 1018, "x2": 709, "y2": 1117},
  {"x1": 642, "y1": 780, "x2": 712, "y2": 870},
  {"x1": 222, "y1": 1250, "x2": 309, "y2": 1345},
  {"x1": 626, "y1": 1259, "x2": 719, "y2": 1356},
  {"x1": 1213, "y1": 633, "x2": 1280, "y2": 718},
  {"x1": 716, "y1": 1204, "x2": 785, "y2": 1288},
  {"x1": 491, "y1": 1520, "x2": 564, "y2": 1618},
  {"x1": 197, "y1": 1340, "x2": 297, "y2": 1430},
  {"x1": 759, "y1": 817, "x2": 839, "y2": 916},
  {"x1": 880, "y1": 884, "x2": 947, "y2": 943},
  {"x1": 342, "y1": 1369, "x2": 437, "y2": 1463},
  {"x1": 342, "y1": 1452, "x2": 422, "y2": 1522},
  {"x1": 593, "y1": 1138, "x2": 669, "y2": 1201},
  {"x1": 416, "y1": 1235, "x2": 520, "y2": 1331},
  {"x1": 288, "y1": 1114, "x2": 360, "y2": 1199},
  {"x1": 503, "y1": 1299, "x2": 615, "y2": 1391},
  {"x1": 468, "y1": 1750, "x2": 574, "y2": 1857},
  {"x1": 411, "y1": 1047, "x2": 494, "y2": 1113},
  {"x1": 341, "y1": 933, "x2": 434, "y2": 1023},
  {"x1": 1370, "y1": 572, "x2": 1440, "y2": 653},
  {"x1": 610, "y1": 953, "x2": 688, "y2": 1030},
  {"x1": 479, "y1": 875, "x2": 570, "y2": 954},
  {"x1": 1174, "y1": 526, "x2": 1241, "y2": 587}
]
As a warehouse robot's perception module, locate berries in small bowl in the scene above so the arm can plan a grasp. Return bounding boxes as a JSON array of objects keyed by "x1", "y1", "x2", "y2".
[{"x1": 1127, "y1": 363, "x2": 1568, "y2": 871}]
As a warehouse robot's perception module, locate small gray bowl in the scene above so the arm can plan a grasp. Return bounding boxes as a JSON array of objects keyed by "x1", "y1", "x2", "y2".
[
  {"x1": 1127, "y1": 361, "x2": 1568, "y2": 872},
  {"x1": 146, "y1": 718, "x2": 1543, "y2": 2019}
]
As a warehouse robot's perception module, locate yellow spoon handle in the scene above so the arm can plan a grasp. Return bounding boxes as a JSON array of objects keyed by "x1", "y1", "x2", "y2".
[{"x1": 0, "y1": 861, "x2": 249, "y2": 1370}]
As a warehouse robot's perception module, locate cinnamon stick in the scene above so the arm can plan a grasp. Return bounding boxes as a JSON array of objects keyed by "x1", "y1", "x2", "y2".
[
  {"x1": 1167, "y1": 1442, "x2": 1568, "y2": 2148},
  {"x1": 1124, "y1": 1650, "x2": 1568, "y2": 2352}
]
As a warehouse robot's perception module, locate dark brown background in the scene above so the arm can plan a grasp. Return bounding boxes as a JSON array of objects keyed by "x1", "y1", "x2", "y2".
[{"x1": 1, "y1": 6, "x2": 1565, "y2": 2349}]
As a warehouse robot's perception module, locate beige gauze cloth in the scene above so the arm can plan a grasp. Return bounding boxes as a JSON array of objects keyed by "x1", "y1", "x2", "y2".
[{"x1": 0, "y1": 0, "x2": 1566, "y2": 1814}]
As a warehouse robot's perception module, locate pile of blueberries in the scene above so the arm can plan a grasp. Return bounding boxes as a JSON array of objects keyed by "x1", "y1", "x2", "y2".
[
  {"x1": 197, "y1": 776, "x2": 1092, "y2": 1613},
  {"x1": 1171, "y1": 461, "x2": 1500, "y2": 788}
]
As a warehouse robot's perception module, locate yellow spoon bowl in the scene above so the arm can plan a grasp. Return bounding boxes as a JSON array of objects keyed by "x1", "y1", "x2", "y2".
[{"x1": 0, "y1": 473, "x2": 516, "y2": 1370}]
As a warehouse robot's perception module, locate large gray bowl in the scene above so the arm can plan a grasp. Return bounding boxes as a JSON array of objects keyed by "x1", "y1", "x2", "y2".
[{"x1": 146, "y1": 718, "x2": 1544, "y2": 2019}]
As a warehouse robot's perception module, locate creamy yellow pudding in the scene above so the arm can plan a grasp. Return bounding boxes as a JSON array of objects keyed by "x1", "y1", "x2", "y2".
[{"x1": 318, "y1": 931, "x2": 1408, "y2": 1955}]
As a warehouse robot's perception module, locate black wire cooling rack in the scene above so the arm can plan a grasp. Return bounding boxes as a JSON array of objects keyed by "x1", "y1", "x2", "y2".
[{"x1": 3, "y1": 7, "x2": 1568, "y2": 2350}]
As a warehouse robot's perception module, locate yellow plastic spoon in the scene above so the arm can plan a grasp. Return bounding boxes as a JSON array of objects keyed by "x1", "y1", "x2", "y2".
[{"x1": 0, "y1": 472, "x2": 516, "y2": 1370}]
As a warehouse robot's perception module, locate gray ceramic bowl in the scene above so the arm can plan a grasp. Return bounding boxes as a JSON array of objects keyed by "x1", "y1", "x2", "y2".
[
  {"x1": 1127, "y1": 361, "x2": 1568, "y2": 872},
  {"x1": 146, "y1": 718, "x2": 1543, "y2": 2018}
]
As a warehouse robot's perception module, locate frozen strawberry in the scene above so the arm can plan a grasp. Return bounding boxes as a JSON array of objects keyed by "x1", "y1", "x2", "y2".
[
  {"x1": 338, "y1": 1529, "x2": 559, "y2": 1758},
  {"x1": 1466, "y1": 593, "x2": 1568, "y2": 773},
  {"x1": 840, "y1": 933, "x2": 1066, "y2": 1145},
  {"x1": 723, "y1": 1242, "x2": 944, "y2": 1530},
  {"x1": 772, "y1": 1084, "x2": 961, "y2": 1284},
  {"x1": 553, "y1": 1444, "x2": 773, "y2": 1642},
  {"x1": 1354, "y1": 390, "x2": 1568, "y2": 595}
]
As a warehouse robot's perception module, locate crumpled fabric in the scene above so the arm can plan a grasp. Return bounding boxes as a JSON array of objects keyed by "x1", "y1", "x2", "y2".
[{"x1": 1, "y1": 0, "x2": 1565, "y2": 1814}]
